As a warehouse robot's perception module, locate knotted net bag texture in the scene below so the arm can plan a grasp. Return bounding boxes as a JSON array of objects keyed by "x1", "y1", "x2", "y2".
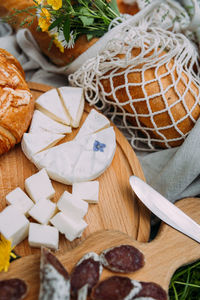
[{"x1": 69, "y1": 0, "x2": 200, "y2": 150}]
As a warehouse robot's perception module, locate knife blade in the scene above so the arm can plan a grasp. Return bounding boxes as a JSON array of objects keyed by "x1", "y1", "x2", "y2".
[{"x1": 129, "y1": 175, "x2": 200, "y2": 243}]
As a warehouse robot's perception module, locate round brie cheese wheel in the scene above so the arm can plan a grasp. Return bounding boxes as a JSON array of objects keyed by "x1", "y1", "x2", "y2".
[
  {"x1": 32, "y1": 127, "x2": 116, "y2": 184},
  {"x1": 22, "y1": 104, "x2": 116, "y2": 185}
]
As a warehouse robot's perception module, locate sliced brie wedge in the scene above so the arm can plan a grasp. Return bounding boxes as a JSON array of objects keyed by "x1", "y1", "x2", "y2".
[
  {"x1": 75, "y1": 109, "x2": 110, "y2": 140},
  {"x1": 29, "y1": 110, "x2": 72, "y2": 134},
  {"x1": 35, "y1": 89, "x2": 70, "y2": 125},
  {"x1": 58, "y1": 87, "x2": 85, "y2": 128},
  {"x1": 22, "y1": 131, "x2": 64, "y2": 160}
]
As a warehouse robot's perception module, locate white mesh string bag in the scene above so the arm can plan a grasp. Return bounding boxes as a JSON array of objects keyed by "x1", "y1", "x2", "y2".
[{"x1": 69, "y1": 0, "x2": 200, "y2": 150}]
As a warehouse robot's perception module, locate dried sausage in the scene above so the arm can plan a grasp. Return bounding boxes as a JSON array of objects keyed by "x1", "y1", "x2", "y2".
[
  {"x1": 100, "y1": 245, "x2": 145, "y2": 273},
  {"x1": 70, "y1": 252, "x2": 103, "y2": 299},
  {"x1": 91, "y1": 276, "x2": 141, "y2": 300},
  {"x1": 39, "y1": 247, "x2": 70, "y2": 300},
  {"x1": 0, "y1": 278, "x2": 28, "y2": 300},
  {"x1": 133, "y1": 281, "x2": 167, "y2": 300}
]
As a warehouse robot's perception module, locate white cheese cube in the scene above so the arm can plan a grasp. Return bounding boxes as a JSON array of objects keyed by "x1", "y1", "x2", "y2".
[
  {"x1": 29, "y1": 198, "x2": 56, "y2": 224},
  {"x1": 6, "y1": 187, "x2": 34, "y2": 215},
  {"x1": 0, "y1": 206, "x2": 29, "y2": 247},
  {"x1": 72, "y1": 181, "x2": 99, "y2": 204},
  {"x1": 57, "y1": 191, "x2": 88, "y2": 219},
  {"x1": 50, "y1": 212, "x2": 87, "y2": 242},
  {"x1": 28, "y1": 223, "x2": 59, "y2": 250},
  {"x1": 25, "y1": 169, "x2": 55, "y2": 202}
]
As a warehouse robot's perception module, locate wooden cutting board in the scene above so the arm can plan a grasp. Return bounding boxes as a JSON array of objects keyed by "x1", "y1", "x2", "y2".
[
  {"x1": 1, "y1": 197, "x2": 200, "y2": 300},
  {"x1": 0, "y1": 82, "x2": 150, "y2": 258}
]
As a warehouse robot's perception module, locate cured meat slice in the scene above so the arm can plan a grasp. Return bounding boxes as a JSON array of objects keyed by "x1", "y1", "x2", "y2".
[
  {"x1": 100, "y1": 245, "x2": 145, "y2": 273},
  {"x1": 133, "y1": 281, "x2": 167, "y2": 300},
  {"x1": 0, "y1": 278, "x2": 28, "y2": 300},
  {"x1": 70, "y1": 252, "x2": 103, "y2": 299},
  {"x1": 91, "y1": 276, "x2": 141, "y2": 300},
  {"x1": 39, "y1": 247, "x2": 70, "y2": 300}
]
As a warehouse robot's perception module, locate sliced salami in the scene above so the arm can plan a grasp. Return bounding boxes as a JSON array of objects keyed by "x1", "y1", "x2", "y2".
[
  {"x1": 91, "y1": 276, "x2": 141, "y2": 300},
  {"x1": 70, "y1": 252, "x2": 103, "y2": 299},
  {"x1": 100, "y1": 245, "x2": 145, "y2": 273},
  {"x1": 132, "y1": 282, "x2": 167, "y2": 300},
  {"x1": 39, "y1": 247, "x2": 70, "y2": 300},
  {"x1": 0, "y1": 278, "x2": 28, "y2": 300}
]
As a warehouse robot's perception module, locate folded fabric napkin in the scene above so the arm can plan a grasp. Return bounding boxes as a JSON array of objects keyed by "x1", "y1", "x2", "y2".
[{"x1": 1, "y1": 22, "x2": 200, "y2": 204}]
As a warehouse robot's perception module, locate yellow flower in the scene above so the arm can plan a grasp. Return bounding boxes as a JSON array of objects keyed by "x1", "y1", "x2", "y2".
[
  {"x1": 48, "y1": 31, "x2": 64, "y2": 52},
  {"x1": 38, "y1": 8, "x2": 51, "y2": 32},
  {"x1": 47, "y1": 0, "x2": 62, "y2": 10},
  {"x1": 53, "y1": 38, "x2": 65, "y2": 52},
  {"x1": 0, "y1": 235, "x2": 16, "y2": 272},
  {"x1": 35, "y1": 0, "x2": 42, "y2": 4}
]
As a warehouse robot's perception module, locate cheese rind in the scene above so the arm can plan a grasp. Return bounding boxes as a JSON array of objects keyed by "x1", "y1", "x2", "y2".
[
  {"x1": 5, "y1": 187, "x2": 34, "y2": 215},
  {"x1": 29, "y1": 198, "x2": 57, "y2": 224},
  {"x1": 57, "y1": 191, "x2": 88, "y2": 219},
  {"x1": 72, "y1": 181, "x2": 99, "y2": 203},
  {"x1": 58, "y1": 87, "x2": 84, "y2": 128},
  {"x1": 25, "y1": 169, "x2": 55, "y2": 202},
  {"x1": 28, "y1": 223, "x2": 59, "y2": 250},
  {"x1": 75, "y1": 109, "x2": 110, "y2": 140},
  {"x1": 35, "y1": 127, "x2": 116, "y2": 184},
  {"x1": 0, "y1": 206, "x2": 29, "y2": 247},
  {"x1": 29, "y1": 110, "x2": 72, "y2": 134},
  {"x1": 50, "y1": 212, "x2": 87, "y2": 242},
  {"x1": 21, "y1": 131, "x2": 64, "y2": 160},
  {"x1": 36, "y1": 141, "x2": 83, "y2": 184},
  {"x1": 35, "y1": 88, "x2": 70, "y2": 125}
]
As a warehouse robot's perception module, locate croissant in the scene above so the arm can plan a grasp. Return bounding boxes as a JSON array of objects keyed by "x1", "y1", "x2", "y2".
[
  {"x1": 0, "y1": 0, "x2": 139, "y2": 67},
  {"x1": 0, "y1": 48, "x2": 34, "y2": 155}
]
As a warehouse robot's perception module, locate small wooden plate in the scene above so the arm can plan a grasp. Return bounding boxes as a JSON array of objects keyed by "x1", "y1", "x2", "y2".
[
  {"x1": 1, "y1": 198, "x2": 200, "y2": 300},
  {"x1": 0, "y1": 82, "x2": 150, "y2": 258}
]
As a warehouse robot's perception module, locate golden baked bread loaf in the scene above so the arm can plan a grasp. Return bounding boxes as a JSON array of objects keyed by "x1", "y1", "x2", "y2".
[
  {"x1": 100, "y1": 48, "x2": 200, "y2": 148},
  {"x1": 117, "y1": 0, "x2": 139, "y2": 15},
  {"x1": 0, "y1": 0, "x2": 139, "y2": 67},
  {"x1": 0, "y1": 48, "x2": 34, "y2": 155}
]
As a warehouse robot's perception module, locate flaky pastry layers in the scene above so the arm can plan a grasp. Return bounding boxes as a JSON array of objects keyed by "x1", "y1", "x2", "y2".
[{"x1": 0, "y1": 48, "x2": 34, "y2": 155}]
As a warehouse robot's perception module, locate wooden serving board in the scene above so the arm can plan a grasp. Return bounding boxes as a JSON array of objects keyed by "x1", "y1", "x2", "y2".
[
  {"x1": 0, "y1": 82, "x2": 150, "y2": 257},
  {"x1": 1, "y1": 197, "x2": 200, "y2": 300}
]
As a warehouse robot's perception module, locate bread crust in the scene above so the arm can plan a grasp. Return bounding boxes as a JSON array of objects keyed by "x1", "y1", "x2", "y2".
[
  {"x1": 0, "y1": 48, "x2": 34, "y2": 154},
  {"x1": 117, "y1": 0, "x2": 139, "y2": 15},
  {"x1": 100, "y1": 49, "x2": 200, "y2": 148},
  {"x1": 0, "y1": 48, "x2": 25, "y2": 78}
]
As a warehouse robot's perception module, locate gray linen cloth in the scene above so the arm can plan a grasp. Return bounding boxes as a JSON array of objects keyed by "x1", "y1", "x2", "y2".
[{"x1": 1, "y1": 23, "x2": 200, "y2": 204}]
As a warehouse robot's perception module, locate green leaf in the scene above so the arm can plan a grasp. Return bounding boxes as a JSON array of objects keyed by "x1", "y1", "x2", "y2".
[
  {"x1": 79, "y1": 7, "x2": 94, "y2": 26},
  {"x1": 93, "y1": 0, "x2": 105, "y2": 11},
  {"x1": 63, "y1": 15, "x2": 70, "y2": 42},
  {"x1": 48, "y1": 17, "x2": 63, "y2": 31},
  {"x1": 107, "y1": 0, "x2": 120, "y2": 16},
  {"x1": 87, "y1": 33, "x2": 94, "y2": 41}
]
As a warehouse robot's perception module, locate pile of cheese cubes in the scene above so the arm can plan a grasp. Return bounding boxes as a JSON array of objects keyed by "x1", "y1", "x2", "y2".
[{"x1": 0, "y1": 169, "x2": 99, "y2": 250}]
